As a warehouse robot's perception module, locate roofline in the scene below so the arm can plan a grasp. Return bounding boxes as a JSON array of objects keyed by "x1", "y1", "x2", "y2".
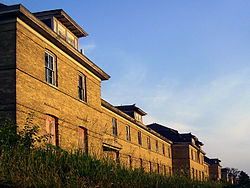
[
  {"x1": 101, "y1": 99, "x2": 173, "y2": 145},
  {"x1": 174, "y1": 142, "x2": 206, "y2": 155},
  {"x1": 0, "y1": 4, "x2": 110, "y2": 80},
  {"x1": 33, "y1": 9, "x2": 88, "y2": 37},
  {"x1": 115, "y1": 104, "x2": 147, "y2": 116},
  {"x1": 147, "y1": 123, "x2": 205, "y2": 148},
  {"x1": 147, "y1": 123, "x2": 179, "y2": 133}
]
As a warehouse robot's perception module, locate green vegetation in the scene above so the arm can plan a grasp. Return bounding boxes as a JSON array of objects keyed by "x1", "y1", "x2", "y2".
[{"x1": 0, "y1": 116, "x2": 229, "y2": 187}]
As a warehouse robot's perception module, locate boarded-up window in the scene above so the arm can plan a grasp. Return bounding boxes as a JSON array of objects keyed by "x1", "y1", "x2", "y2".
[
  {"x1": 103, "y1": 146, "x2": 119, "y2": 163},
  {"x1": 78, "y1": 126, "x2": 88, "y2": 153},
  {"x1": 58, "y1": 22, "x2": 66, "y2": 40},
  {"x1": 46, "y1": 115, "x2": 59, "y2": 146}
]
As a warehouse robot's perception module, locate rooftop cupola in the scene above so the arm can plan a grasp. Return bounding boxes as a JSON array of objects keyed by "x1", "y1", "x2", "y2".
[
  {"x1": 115, "y1": 104, "x2": 147, "y2": 123},
  {"x1": 33, "y1": 9, "x2": 88, "y2": 50}
]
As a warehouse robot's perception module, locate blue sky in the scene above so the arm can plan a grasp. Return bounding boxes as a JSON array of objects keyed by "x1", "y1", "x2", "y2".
[{"x1": 3, "y1": 0, "x2": 250, "y2": 174}]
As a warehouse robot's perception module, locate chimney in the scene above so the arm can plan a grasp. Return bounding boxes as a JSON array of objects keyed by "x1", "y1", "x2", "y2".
[{"x1": 80, "y1": 49, "x2": 84, "y2": 55}]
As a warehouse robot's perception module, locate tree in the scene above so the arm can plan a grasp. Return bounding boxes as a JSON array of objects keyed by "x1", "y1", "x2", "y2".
[
  {"x1": 228, "y1": 168, "x2": 240, "y2": 184},
  {"x1": 238, "y1": 171, "x2": 250, "y2": 187}
]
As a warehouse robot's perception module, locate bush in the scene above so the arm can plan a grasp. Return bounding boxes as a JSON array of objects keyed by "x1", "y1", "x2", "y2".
[{"x1": 0, "y1": 113, "x2": 47, "y2": 150}]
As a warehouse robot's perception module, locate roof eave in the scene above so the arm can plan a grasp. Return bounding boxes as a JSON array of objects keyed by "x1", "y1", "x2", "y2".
[{"x1": 33, "y1": 9, "x2": 88, "y2": 38}]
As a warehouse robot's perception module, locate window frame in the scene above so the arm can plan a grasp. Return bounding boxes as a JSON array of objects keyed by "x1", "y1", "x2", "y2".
[
  {"x1": 168, "y1": 147, "x2": 171, "y2": 158},
  {"x1": 126, "y1": 125, "x2": 131, "y2": 142},
  {"x1": 45, "y1": 114, "x2": 59, "y2": 146},
  {"x1": 78, "y1": 126, "x2": 88, "y2": 154},
  {"x1": 78, "y1": 73, "x2": 87, "y2": 102},
  {"x1": 139, "y1": 158, "x2": 143, "y2": 169},
  {"x1": 112, "y1": 118, "x2": 118, "y2": 136},
  {"x1": 149, "y1": 161, "x2": 152, "y2": 172},
  {"x1": 45, "y1": 51, "x2": 57, "y2": 86},
  {"x1": 155, "y1": 140, "x2": 159, "y2": 153},
  {"x1": 162, "y1": 143, "x2": 165, "y2": 156},
  {"x1": 147, "y1": 136, "x2": 151, "y2": 150},
  {"x1": 138, "y1": 131, "x2": 142, "y2": 146},
  {"x1": 128, "y1": 155, "x2": 132, "y2": 168}
]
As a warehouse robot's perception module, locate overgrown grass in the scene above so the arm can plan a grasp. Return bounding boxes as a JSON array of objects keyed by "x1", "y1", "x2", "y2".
[
  {"x1": 0, "y1": 116, "x2": 229, "y2": 187},
  {"x1": 0, "y1": 146, "x2": 227, "y2": 188}
]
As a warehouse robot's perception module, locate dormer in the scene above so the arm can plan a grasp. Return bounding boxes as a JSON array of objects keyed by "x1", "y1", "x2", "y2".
[
  {"x1": 33, "y1": 9, "x2": 88, "y2": 50},
  {"x1": 115, "y1": 104, "x2": 147, "y2": 123}
]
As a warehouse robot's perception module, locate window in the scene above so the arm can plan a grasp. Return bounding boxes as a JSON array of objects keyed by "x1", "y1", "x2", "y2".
[
  {"x1": 128, "y1": 155, "x2": 132, "y2": 168},
  {"x1": 139, "y1": 158, "x2": 143, "y2": 169},
  {"x1": 78, "y1": 73, "x2": 87, "y2": 102},
  {"x1": 155, "y1": 140, "x2": 158, "y2": 152},
  {"x1": 103, "y1": 146, "x2": 119, "y2": 163},
  {"x1": 78, "y1": 126, "x2": 88, "y2": 153},
  {"x1": 169, "y1": 167, "x2": 172, "y2": 175},
  {"x1": 192, "y1": 168, "x2": 195, "y2": 179},
  {"x1": 149, "y1": 161, "x2": 152, "y2": 172},
  {"x1": 197, "y1": 152, "x2": 200, "y2": 163},
  {"x1": 45, "y1": 52, "x2": 57, "y2": 86},
  {"x1": 138, "y1": 131, "x2": 142, "y2": 146},
  {"x1": 163, "y1": 165, "x2": 166, "y2": 175},
  {"x1": 112, "y1": 118, "x2": 117, "y2": 136},
  {"x1": 168, "y1": 147, "x2": 171, "y2": 158},
  {"x1": 147, "y1": 136, "x2": 151, "y2": 150},
  {"x1": 157, "y1": 163, "x2": 160, "y2": 173},
  {"x1": 53, "y1": 19, "x2": 78, "y2": 49},
  {"x1": 191, "y1": 150, "x2": 193, "y2": 160},
  {"x1": 162, "y1": 143, "x2": 165, "y2": 156},
  {"x1": 45, "y1": 115, "x2": 59, "y2": 146},
  {"x1": 126, "y1": 125, "x2": 131, "y2": 141}
]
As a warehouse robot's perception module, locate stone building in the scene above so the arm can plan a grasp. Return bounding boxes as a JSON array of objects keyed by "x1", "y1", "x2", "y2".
[
  {"x1": 204, "y1": 157, "x2": 222, "y2": 181},
  {"x1": 147, "y1": 123, "x2": 208, "y2": 181},
  {"x1": 0, "y1": 4, "x2": 172, "y2": 174},
  {"x1": 221, "y1": 168, "x2": 230, "y2": 182}
]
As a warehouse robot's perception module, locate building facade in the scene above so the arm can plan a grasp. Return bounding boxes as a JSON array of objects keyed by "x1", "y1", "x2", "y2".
[
  {"x1": 0, "y1": 4, "x2": 172, "y2": 175},
  {"x1": 148, "y1": 123, "x2": 209, "y2": 181},
  {"x1": 0, "y1": 3, "x2": 227, "y2": 181},
  {"x1": 204, "y1": 157, "x2": 222, "y2": 181}
]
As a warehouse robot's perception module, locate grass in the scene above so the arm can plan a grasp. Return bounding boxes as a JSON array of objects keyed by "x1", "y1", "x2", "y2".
[
  {"x1": 0, "y1": 117, "x2": 230, "y2": 187},
  {"x1": 0, "y1": 146, "x2": 228, "y2": 188}
]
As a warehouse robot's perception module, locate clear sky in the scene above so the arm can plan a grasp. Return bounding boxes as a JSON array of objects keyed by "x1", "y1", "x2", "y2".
[{"x1": 2, "y1": 0, "x2": 250, "y2": 175}]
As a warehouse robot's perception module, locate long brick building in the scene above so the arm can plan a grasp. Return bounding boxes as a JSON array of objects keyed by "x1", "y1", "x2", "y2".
[{"x1": 0, "y1": 3, "x2": 222, "y2": 180}]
